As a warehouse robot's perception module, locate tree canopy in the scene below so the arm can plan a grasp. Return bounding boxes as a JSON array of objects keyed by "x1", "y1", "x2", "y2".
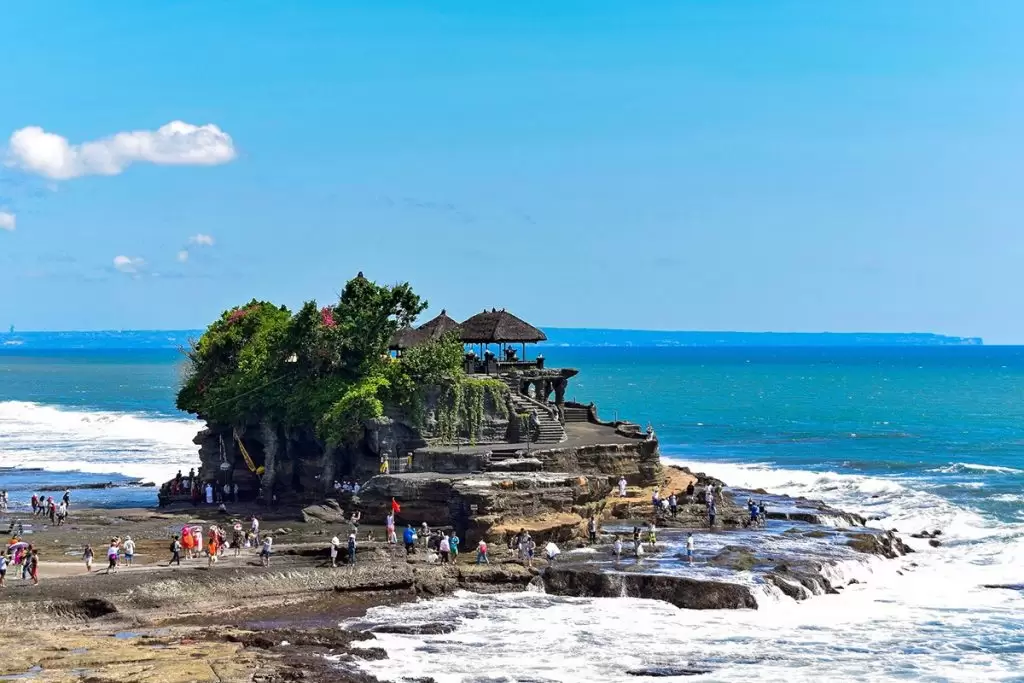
[{"x1": 177, "y1": 273, "x2": 468, "y2": 445}]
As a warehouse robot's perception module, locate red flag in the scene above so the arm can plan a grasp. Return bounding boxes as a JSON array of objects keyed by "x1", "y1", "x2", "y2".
[{"x1": 391, "y1": 498, "x2": 401, "y2": 514}]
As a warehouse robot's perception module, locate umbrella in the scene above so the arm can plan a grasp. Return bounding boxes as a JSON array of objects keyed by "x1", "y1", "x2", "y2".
[{"x1": 7, "y1": 541, "x2": 28, "y2": 551}]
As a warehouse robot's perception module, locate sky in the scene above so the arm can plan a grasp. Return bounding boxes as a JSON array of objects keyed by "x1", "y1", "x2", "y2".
[{"x1": 1, "y1": 2, "x2": 1023, "y2": 342}]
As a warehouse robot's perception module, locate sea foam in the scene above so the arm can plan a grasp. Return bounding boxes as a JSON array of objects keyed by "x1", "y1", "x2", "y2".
[{"x1": 0, "y1": 400, "x2": 200, "y2": 485}]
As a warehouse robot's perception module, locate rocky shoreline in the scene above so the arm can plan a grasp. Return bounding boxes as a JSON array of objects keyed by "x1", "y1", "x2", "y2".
[{"x1": 0, "y1": 465, "x2": 915, "y2": 682}]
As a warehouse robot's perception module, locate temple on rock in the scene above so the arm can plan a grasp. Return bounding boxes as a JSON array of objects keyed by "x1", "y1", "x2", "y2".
[{"x1": 167, "y1": 294, "x2": 662, "y2": 545}]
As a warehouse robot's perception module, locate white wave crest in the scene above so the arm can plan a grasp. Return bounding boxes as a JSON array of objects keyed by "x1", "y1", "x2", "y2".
[
  {"x1": 930, "y1": 462, "x2": 1024, "y2": 475},
  {"x1": 0, "y1": 400, "x2": 200, "y2": 484}
]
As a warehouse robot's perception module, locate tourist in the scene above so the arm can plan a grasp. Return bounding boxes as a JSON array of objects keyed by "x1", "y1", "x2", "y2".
[
  {"x1": 652, "y1": 490, "x2": 661, "y2": 510},
  {"x1": 56, "y1": 501, "x2": 67, "y2": 526},
  {"x1": 420, "y1": 522, "x2": 430, "y2": 548},
  {"x1": 704, "y1": 486, "x2": 714, "y2": 508},
  {"x1": 545, "y1": 541, "x2": 560, "y2": 561},
  {"x1": 48, "y1": 497, "x2": 57, "y2": 523},
  {"x1": 747, "y1": 498, "x2": 758, "y2": 527},
  {"x1": 347, "y1": 532, "x2": 357, "y2": 565},
  {"x1": 523, "y1": 534, "x2": 536, "y2": 568},
  {"x1": 62, "y1": 489, "x2": 71, "y2": 508},
  {"x1": 403, "y1": 524, "x2": 416, "y2": 555},
  {"x1": 449, "y1": 532, "x2": 460, "y2": 560},
  {"x1": 668, "y1": 494, "x2": 678, "y2": 517},
  {"x1": 21, "y1": 544, "x2": 32, "y2": 580},
  {"x1": 587, "y1": 516, "x2": 598, "y2": 544},
  {"x1": 123, "y1": 536, "x2": 136, "y2": 567},
  {"x1": 352, "y1": 481, "x2": 360, "y2": 495},
  {"x1": 333, "y1": 480, "x2": 342, "y2": 493},
  {"x1": 208, "y1": 535, "x2": 219, "y2": 566},
  {"x1": 169, "y1": 535, "x2": 182, "y2": 566},
  {"x1": 476, "y1": 539, "x2": 489, "y2": 564},
  {"x1": 647, "y1": 521, "x2": 657, "y2": 549},
  {"x1": 0, "y1": 490, "x2": 7, "y2": 513},
  {"x1": 439, "y1": 533, "x2": 451, "y2": 564},
  {"x1": 250, "y1": 516, "x2": 260, "y2": 543},
  {"x1": 260, "y1": 535, "x2": 273, "y2": 567},
  {"x1": 330, "y1": 535, "x2": 341, "y2": 567},
  {"x1": 661, "y1": 498, "x2": 670, "y2": 515},
  {"x1": 28, "y1": 549, "x2": 39, "y2": 586},
  {"x1": 232, "y1": 482, "x2": 239, "y2": 502},
  {"x1": 612, "y1": 536, "x2": 622, "y2": 561},
  {"x1": 634, "y1": 538, "x2": 644, "y2": 559},
  {"x1": 759, "y1": 500, "x2": 768, "y2": 526},
  {"x1": 222, "y1": 482, "x2": 231, "y2": 504},
  {"x1": 30, "y1": 493, "x2": 38, "y2": 515},
  {"x1": 232, "y1": 523, "x2": 243, "y2": 556},
  {"x1": 83, "y1": 544, "x2": 94, "y2": 572},
  {"x1": 0, "y1": 553, "x2": 7, "y2": 588},
  {"x1": 618, "y1": 477, "x2": 627, "y2": 497},
  {"x1": 106, "y1": 540, "x2": 119, "y2": 574},
  {"x1": 708, "y1": 502, "x2": 717, "y2": 528},
  {"x1": 385, "y1": 511, "x2": 396, "y2": 544},
  {"x1": 686, "y1": 532, "x2": 695, "y2": 564},
  {"x1": 349, "y1": 510, "x2": 361, "y2": 534},
  {"x1": 632, "y1": 526, "x2": 641, "y2": 545},
  {"x1": 205, "y1": 482, "x2": 214, "y2": 505},
  {"x1": 380, "y1": 454, "x2": 389, "y2": 474}
]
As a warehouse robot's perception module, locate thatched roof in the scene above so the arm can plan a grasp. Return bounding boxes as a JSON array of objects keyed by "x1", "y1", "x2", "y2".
[
  {"x1": 458, "y1": 309, "x2": 547, "y2": 344},
  {"x1": 388, "y1": 326, "x2": 425, "y2": 351},
  {"x1": 417, "y1": 309, "x2": 461, "y2": 341}
]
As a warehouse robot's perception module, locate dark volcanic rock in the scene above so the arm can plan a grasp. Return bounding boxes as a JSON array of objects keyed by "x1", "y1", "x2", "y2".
[
  {"x1": 845, "y1": 530, "x2": 913, "y2": 558},
  {"x1": 626, "y1": 667, "x2": 713, "y2": 677},
  {"x1": 370, "y1": 622, "x2": 456, "y2": 635},
  {"x1": 542, "y1": 566, "x2": 757, "y2": 610}
]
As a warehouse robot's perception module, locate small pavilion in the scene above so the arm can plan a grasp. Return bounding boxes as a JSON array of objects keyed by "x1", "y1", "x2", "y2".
[{"x1": 458, "y1": 308, "x2": 547, "y2": 368}]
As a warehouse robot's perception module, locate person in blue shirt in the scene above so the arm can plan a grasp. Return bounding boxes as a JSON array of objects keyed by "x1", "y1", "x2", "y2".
[
  {"x1": 403, "y1": 524, "x2": 416, "y2": 555},
  {"x1": 347, "y1": 532, "x2": 357, "y2": 565},
  {"x1": 449, "y1": 533, "x2": 460, "y2": 560}
]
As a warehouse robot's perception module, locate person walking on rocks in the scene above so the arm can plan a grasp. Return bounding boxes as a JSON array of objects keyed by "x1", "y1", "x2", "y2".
[
  {"x1": 449, "y1": 532, "x2": 460, "y2": 561},
  {"x1": 0, "y1": 553, "x2": 7, "y2": 588},
  {"x1": 403, "y1": 524, "x2": 416, "y2": 555},
  {"x1": 647, "y1": 522, "x2": 657, "y2": 549},
  {"x1": 250, "y1": 516, "x2": 260, "y2": 543},
  {"x1": 613, "y1": 536, "x2": 622, "y2": 561},
  {"x1": 330, "y1": 535, "x2": 341, "y2": 567},
  {"x1": 420, "y1": 522, "x2": 430, "y2": 548},
  {"x1": 476, "y1": 539, "x2": 489, "y2": 564},
  {"x1": 62, "y1": 489, "x2": 71, "y2": 509},
  {"x1": 28, "y1": 549, "x2": 39, "y2": 586},
  {"x1": 260, "y1": 535, "x2": 273, "y2": 567},
  {"x1": 347, "y1": 532, "x2": 357, "y2": 566},
  {"x1": 385, "y1": 512, "x2": 396, "y2": 545},
  {"x1": 669, "y1": 494, "x2": 678, "y2": 517},
  {"x1": 83, "y1": 544, "x2": 94, "y2": 572},
  {"x1": 686, "y1": 532, "x2": 695, "y2": 564},
  {"x1": 123, "y1": 536, "x2": 136, "y2": 567},
  {"x1": 588, "y1": 516, "x2": 598, "y2": 545},
  {"x1": 524, "y1": 534, "x2": 536, "y2": 568},
  {"x1": 708, "y1": 502, "x2": 717, "y2": 529},
  {"x1": 168, "y1": 536, "x2": 182, "y2": 566},
  {"x1": 105, "y1": 541, "x2": 118, "y2": 574},
  {"x1": 439, "y1": 533, "x2": 451, "y2": 564},
  {"x1": 618, "y1": 477, "x2": 627, "y2": 497}
]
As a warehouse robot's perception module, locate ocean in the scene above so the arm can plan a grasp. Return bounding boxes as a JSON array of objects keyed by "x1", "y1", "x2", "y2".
[{"x1": 1, "y1": 335, "x2": 1023, "y2": 681}]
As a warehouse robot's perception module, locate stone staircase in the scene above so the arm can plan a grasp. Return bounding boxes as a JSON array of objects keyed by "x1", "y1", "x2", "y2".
[{"x1": 507, "y1": 389, "x2": 566, "y2": 444}]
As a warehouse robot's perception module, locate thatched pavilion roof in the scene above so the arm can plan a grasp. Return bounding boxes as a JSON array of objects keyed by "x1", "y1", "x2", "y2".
[
  {"x1": 458, "y1": 309, "x2": 547, "y2": 344},
  {"x1": 417, "y1": 309, "x2": 461, "y2": 341},
  {"x1": 388, "y1": 326, "x2": 425, "y2": 351}
]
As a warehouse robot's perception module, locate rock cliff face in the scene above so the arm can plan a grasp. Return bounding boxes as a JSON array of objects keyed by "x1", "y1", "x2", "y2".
[
  {"x1": 542, "y1": 565, "x2": 759, "y2": 610},
  {"x1": 532, "y1": 440, "x2": 662, "y2": 487},
  {"x1": 357, "y1": 472, "x2": 613, "y2": 542}
]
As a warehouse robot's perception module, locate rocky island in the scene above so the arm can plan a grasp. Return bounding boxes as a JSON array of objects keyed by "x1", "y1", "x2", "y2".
[{"x1": 0, "y1": 274, "x2": 916, "y2": 682}]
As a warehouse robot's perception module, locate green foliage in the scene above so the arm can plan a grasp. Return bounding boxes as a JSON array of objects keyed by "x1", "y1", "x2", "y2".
[
  {"x1": 317, "y1": 375, "x2": 389, "y2": 446},
  {"x1": 177, "y1": 274, "x2": 426, "y2": 435},
  {"x1": 176, "y1": 273, "x2": 509, "y2": 448}
]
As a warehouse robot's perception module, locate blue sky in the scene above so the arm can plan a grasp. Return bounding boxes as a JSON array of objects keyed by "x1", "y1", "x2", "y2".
[{"x1": 2, "y1": 2, "x2": 1023, "y2": 341}]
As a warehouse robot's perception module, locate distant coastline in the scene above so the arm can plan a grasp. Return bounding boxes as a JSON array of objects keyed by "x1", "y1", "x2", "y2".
[{"x1": 0, "y1": 328, "x2": 984, "y2": 350}]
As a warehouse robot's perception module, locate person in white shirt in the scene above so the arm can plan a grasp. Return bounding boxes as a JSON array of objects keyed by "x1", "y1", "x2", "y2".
[
  {"x1": 618, "y1": 477, "x2": 628, "y2": 497},
  {"x1": 685, "y1": 532, "x2": 695, "y2": 564},
  {"x1": 123, "y1": 536, "x2": 136, "y2": 567},
  {"x1": 330, "y1": 535, "x2": 341, "y2": 567}
]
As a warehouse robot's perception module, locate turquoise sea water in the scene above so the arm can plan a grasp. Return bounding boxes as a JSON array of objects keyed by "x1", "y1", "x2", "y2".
[{"x1": 1, "y1": 334, "x2": 1022, "y2": 680}]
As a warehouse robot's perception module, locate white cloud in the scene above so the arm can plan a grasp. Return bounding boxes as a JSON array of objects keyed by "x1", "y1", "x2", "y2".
[
  {"x1": 0, "y1": 211, "x2": 14, "y2": 231},
  {"x1": 6, "y1": 121, "x2": 236, "y2": 180},
  {"x1": 188, "y1": 233, "x2": 215, "y2": 246},
  {"x1": 177, "y1": 250, "x2": 190, "y2": 262},
  {"x1": 113, "y1": 255, "x2": 145, "y2": 274}
]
